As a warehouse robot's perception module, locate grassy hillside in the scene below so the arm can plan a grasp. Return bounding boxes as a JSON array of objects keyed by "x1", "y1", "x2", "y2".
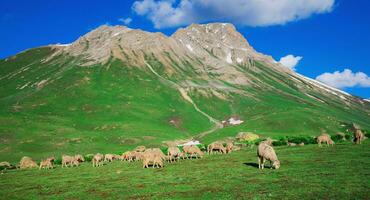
[
  {"x1": 0, "y1": 47, "x2": 369, "y2": 162},
  {"x1": 0, "y1": 142, "x2": 369, "y2": 199}
]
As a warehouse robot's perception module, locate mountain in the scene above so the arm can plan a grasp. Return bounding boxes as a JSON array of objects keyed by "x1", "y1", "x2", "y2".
[{"x1": 0, "y1": 23, "x2": 369, "y2": 161}]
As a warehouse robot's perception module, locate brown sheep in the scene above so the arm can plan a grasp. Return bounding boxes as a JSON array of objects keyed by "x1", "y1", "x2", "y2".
[
  {"x1": 39, "y1": 156, "x2": 55, "y2": 170},
  {"x1": 257, "y1": 142, "x2": 280, "y2": 169},
  {"x1": 167, "y1": 146, "x2": 182, "y2": 163},
  {"x1": 19, "y1": 156, "x2": 38, "y2": 169},
  {"x1": 92, "y1": 153, "x2": 104, "y2": 167},
  {"x1": 354, "y1": 129, "x2": 365, "y2": 144},
  {"x1": 207, "y1": 142, "x2": 226, "y2": 154},
  {"x1": 316, "y1": 133, "x2": 335, "y2": 147},
  {"x1": 226, "y1": 142, "x2": 233, "y2": 153},
  {"x1": 185, "y1": 146, "x2": 204, "y2": 159}
]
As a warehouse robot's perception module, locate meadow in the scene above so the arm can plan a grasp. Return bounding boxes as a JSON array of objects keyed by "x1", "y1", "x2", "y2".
[{"x1": 0, "y1": 141, "x2": 369, "y2": 199}]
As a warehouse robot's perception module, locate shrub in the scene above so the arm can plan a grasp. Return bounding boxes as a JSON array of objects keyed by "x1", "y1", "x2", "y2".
[
  {"x1": 272, "y1": 140, "x2": 287, "y2": 146},
  {"x1": 54, "y1": 157, "x2": 62, "y2": 165},
  {"x1": 160, "y1": 147, "x2": 168, "y2": 155},
  {"x1": 84, "y1": 154, "x2": 94, "y2": 162}
]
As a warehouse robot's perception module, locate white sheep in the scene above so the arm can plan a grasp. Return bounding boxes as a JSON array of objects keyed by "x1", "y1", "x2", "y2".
[{"x1": 257, "y1": 142, "x2": 280, "y2": 169}]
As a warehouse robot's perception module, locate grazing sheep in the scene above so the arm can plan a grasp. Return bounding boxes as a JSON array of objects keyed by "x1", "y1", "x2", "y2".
[
  {"x1": 207, "y1": 142, "x2": 226, "y2": 154},
  {"x1": 226, "y1": 142, "x2": 233, "y2": 153},
  {"x1": 74, "y1": 154, "x2": 85, "y2": 163},
  {"x1": 39, "y1": 156, "x2": 55, "y2": 170},
  {"x1": 167, "y1": 146, "x2": 182, "y2": 163},
  {"x1": 287, "y1": 142, "x2": 297, "y2": 146},
  {"x1": 133, "y1": 151, "x2": 144, "y2": 161},
  {"x1": 19, "y1": 156, "x2": 38, "y2": 169},
  {"x1": 92, "y1": 153, "x2": 104, "y2": 167},
  {"x1": 142, "y1": 150, "x2": 164, "y2": 168},
  {"x1": 0, "y1": 161, "x2": 11, "y2": 169},
  {"x1": 120, "y1": 151, "x2": 131, "y2": 161},
  {"x1": 135, "y1": 146, "x2": 146, "y2": 152},
  {"x1": 354, "y1": 129, "x2": 365, "y2": 144},
  {"x1": 262, "y1": 138, "x2": 274, "y2": 146},
  {"x1": 61, "y1": 155, "x2": 74, "y2": 167},
  {"x1": 182, "y1": 145, "x2": 192, "y2": 158},
  {"x1": 257, "y1": 142, "x2": 280, "y2": 170},
  {"x1": 104, "y1": 154, "x2": 116, "y2": 162},
  {"x1": 185, "y1": 146, "x2": 204, "y2": 159},
  {"x1": 316, "y1": 133, "x2": 335, "y2": 147}
]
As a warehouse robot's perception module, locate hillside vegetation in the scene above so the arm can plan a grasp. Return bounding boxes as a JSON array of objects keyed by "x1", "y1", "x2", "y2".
[{"x1": 0, "y1": 46, "x2": 369, "y2": 162}]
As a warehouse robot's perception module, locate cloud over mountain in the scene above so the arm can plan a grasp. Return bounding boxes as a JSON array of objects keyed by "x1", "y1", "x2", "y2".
[
  {"x1": 316, "y1": 69, "x2": 370, "y2": 89},
  {"x1": 132, "y1": 0, "x2": 335, "y2": 28},
  {"x1": 279, "y1": 54, "x2": 303, "y2": 70}
]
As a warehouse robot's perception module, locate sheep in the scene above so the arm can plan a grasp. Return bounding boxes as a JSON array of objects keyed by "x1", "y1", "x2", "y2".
[
  {"x1": 74, "y1": 154, "x2": 85, "y2": 163},
  {"x1": 316, "y1": 133, "x2": 335, "y2": 147},
  {"x1": 185, "y1": 146, "x2": 204, "y2": 159},
  {"x1": 39, "y1": 156, "x2": 55, "y2": 170},
  {"x1": 92, "y1": 153, "x2": 104, "y2": 167},
  {"x1": 104, "y1": 154, "x2": 116, "y2": 162},
  {"x1": 262, "y1": 138, "x2": 274, "y2": 146},
  {"x1": 207, "y1": 142, "x2": 226, "y2": 154},
  {"x1": 354, "y1": 129, "x2": 365, "y2": 144},
  {"x1": 167, "y1": 146, "x2": 182, "y2": 163},
  {"x1": 132, "y1": 151, "x2": 144, "y2": 161},
  {"x1": 287, "y1": 142, "x2": 297, "y2": 146},
  {"x1": 226, "y1": 142, "x2": 233, "y2": 153},
  {"x1": 142, "y1": 150, "x2": 164, "y2": 168},
  {"x1": 257, "y1": 142, "x2": 280, "y2": 170},
  {"x1": 61, "y1": 155, "x2": 75, "y2": 167},
  {"x1": 298, "y1": 142, "x2": 305, "y2": 146},
  {"x1": 120, "y1": 151, "x2": 131, "y2": 161},
  {"x1": 19, "y1": 156, "x2": 38, "y2": 169},
  {"x1": 0, "y1": 161, "x2": 11, "y2": 170},
  {"x1": 135, "y1": 146, "x2": 146, "y2": 152}
]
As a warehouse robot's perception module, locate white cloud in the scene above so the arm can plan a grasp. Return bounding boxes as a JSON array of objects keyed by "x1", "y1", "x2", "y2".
[
  {"x1": 316, "y1": 69, "x2": 370, "y2": 89},
  {"x1": 279, "y1": 54, "x2": 303, "y2": 70},
  {"x1": 132, "y1": 0, "x2": 335, "y2": 28},
  {"x1": 119, "y1": 17, "x2": 133, "y2": 25}
]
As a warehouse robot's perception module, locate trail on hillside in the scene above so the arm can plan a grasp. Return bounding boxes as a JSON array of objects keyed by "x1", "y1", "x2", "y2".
[{"x1": 144, "y1": 61, "x2": 222, "y2": 138}]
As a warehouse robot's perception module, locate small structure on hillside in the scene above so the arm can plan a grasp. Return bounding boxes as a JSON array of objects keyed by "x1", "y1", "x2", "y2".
[{"x1": 222, "y1": 116, "x2": 244, "y2": 127}]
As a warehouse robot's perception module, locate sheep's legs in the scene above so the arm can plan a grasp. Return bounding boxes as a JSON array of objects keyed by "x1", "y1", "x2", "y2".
[{"x1": 258, "y1": 157, "x2": 261, "y2": 169}]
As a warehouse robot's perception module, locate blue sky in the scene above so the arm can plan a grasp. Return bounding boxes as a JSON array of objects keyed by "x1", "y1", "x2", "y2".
[{"x1": 1, "y1": 0, "x2": 369, "y2": 98}]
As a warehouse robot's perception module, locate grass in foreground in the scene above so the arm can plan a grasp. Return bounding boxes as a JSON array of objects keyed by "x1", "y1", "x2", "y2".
[{"x1": 0, "y1": 141, "x2": 369, "y2": 199}]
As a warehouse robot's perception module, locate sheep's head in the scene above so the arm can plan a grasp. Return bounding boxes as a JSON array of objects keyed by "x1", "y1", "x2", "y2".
[
  {"x1": 273, "y1": 160, "x2": 280, "y2": 169},
  {"x1": 75, "y1": 155, "x2": 85, "y2": 162},
  {"x1": 199, "y1": 151, "x2": 205, "y2": 158}
]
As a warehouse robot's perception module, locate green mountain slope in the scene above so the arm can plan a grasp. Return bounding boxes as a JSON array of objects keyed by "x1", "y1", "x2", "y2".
[{"x1": 0, "y1": 23, "x2": 369, "y2": 162}]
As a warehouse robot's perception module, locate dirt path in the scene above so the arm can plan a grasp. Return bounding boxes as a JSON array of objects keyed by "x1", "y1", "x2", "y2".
[{"x1": 144, "y1": 61, "x2": 222, "y2": 137}]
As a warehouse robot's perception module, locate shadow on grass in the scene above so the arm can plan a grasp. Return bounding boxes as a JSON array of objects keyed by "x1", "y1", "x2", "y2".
[
  {"x1": 243, "y1": 162, "x2": 274, "y2": 169},
  {"x1": 243, "y1": 162, "x2": 259, "y2": 168}
]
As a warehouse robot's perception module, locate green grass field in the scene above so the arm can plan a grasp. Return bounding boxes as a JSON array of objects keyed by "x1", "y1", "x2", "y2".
[{"x1": 1, "y1": 141, "x2": 369, "y2": 199}]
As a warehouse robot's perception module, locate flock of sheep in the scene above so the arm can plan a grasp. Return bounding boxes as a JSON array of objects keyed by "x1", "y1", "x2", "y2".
[{"x1": 0, "y1": 125, "x2": 366, "y2": 171}]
